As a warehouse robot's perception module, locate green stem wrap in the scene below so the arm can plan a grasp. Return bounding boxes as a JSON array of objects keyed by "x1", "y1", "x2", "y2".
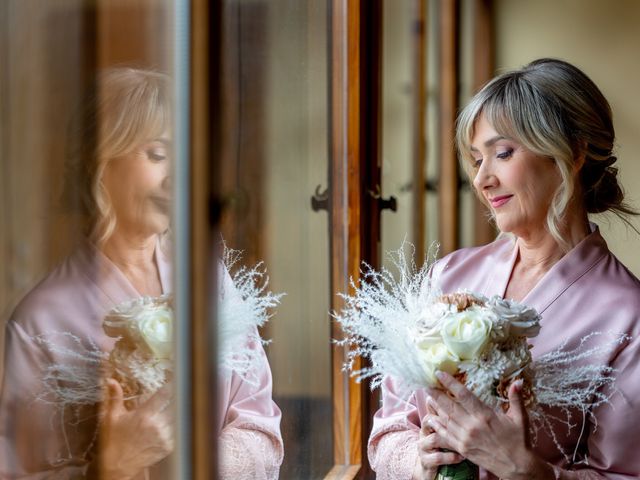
[{"x1": 436, "y1": 459, "x2": 479, "y2": 480}]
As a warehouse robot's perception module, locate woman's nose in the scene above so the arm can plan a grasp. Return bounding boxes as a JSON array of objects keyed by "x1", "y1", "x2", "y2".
[
  {"x1": 162, "y1": 173, "x2": 171, "y2": 191},
  {"x1": 472, "y1": 161, "x2": 496, "y2": 192}
]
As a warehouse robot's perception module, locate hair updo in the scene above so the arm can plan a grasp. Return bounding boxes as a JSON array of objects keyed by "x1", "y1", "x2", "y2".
[
  {"x1": 581, "y1": 155, "x2": 623, "y2": 214},
  {"x1": 456, "y1": 58, "x2": 636, "y2": 249}
]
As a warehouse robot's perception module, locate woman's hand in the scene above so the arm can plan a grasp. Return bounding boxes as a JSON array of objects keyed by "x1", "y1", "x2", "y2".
[
  {"x1": 425, "y1": 371, "x2": 553, "y2": 480},
  {"x1": 412, "y1": 401, "x2": 465, "y2": 480},
  {"x1": 89, "y1": 379, "x2": 174, "y2": 480}
]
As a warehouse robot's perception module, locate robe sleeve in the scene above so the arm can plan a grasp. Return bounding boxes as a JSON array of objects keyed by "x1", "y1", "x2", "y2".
[
  {"x1": 0, "y1": 315, "x2": 146, "y2": 480},
  {"x1": 218, "y1": 340, "x2": 283, "y2": 480},
  {"x1": 0, "y1": 320, "x2": 92, "y2": 479},
  {"x1": 368, "y1": 376, "x2": 422, "y2": 480}
]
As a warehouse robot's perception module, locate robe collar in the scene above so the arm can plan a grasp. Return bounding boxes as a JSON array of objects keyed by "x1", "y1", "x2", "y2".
[
  {"x1": 492, "y1": 223, "x2": 609, "y2": 314},
  {"x1": 74, "y1": 236, "x2": 172, "y2": 307}
]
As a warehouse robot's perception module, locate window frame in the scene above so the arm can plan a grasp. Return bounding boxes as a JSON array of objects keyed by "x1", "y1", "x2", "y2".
[{"x1": 205, "y1": 1, "x2": 496, "y2": 478}]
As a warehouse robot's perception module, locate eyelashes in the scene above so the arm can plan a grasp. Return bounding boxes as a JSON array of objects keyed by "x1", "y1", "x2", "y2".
[
  {"x1": 148, "y1": 149, "x2": 167, "y2": 161},
  {"x1": 496, "y1": 148, "x2": 514, "y2": 160},
  {"x1": 472, "y1": 148, "x2": 514, "y2": 169}
]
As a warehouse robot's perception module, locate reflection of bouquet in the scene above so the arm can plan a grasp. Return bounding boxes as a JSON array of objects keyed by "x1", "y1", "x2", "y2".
[
  {"x1": 334, "y1": 244, "x2": 626, "y2": 477},
  {"x1": 103, "y1": 295, "x2": 173, "y2": 403},
  {"x1": 218, "y1": 245, "x2": 284, "y2": 384},
  {"x1": 34, "y1": 296, "x2": 173, "y2": 414}
]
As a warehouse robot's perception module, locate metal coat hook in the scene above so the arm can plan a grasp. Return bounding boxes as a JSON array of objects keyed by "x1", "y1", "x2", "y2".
[
  {"x1": 311, "y1": 184, "x2": 330, "y2": 212},
  {"x1": 368, "y1": 185, "x2": 397, "y2": 212}
]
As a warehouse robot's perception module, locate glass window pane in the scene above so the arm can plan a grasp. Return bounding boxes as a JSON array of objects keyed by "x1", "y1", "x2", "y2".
[
  {"x1": 382, "y1": 0, "x2": 415, "y2": 265},
  {"x1": 1, "y1": 1, "x2": 178, "y2": 478},
  {"x1": 217, "y1": 0, "x2": 332, "y2": 478}
]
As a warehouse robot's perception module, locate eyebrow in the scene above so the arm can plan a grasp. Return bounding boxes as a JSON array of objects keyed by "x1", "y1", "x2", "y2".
[
  {"x1": 469, "y1": 135, "x2": 507, "y2": 152},
  {"x1": 152, "y1": 138, "x2": 173, "y2": 148}
]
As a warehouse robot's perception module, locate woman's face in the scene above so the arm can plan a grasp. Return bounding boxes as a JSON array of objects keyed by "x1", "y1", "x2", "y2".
[
  {"x1": 102, "y1": 135, "x2": 171, "y2": 239},
  {"x1": 470, "y1": 115, "x2": 562, "y2": 238}
]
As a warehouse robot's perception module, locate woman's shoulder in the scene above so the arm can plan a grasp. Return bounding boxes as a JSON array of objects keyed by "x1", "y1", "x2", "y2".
[
  {"x1": 574, "y1": 227, "x2": 640, "y2": 301},
  {"x1": 425, "y1": 237, "x2": 515, "y2": 296},
  {"x1": 588, "y1": 248, "x2": 640, "y2": 311},
  {"x1": 599, "y1": 247, "x2": 640, "y2": 286},
  {"x1": 438, "y1": 236, "x2": 512, "y2": 266},
  {"x1": 431, "y1": 237, "x2": 513, "y2": 284},
  {"x1": 8, "y1": 247, "x2": 102, "y2": 336}
]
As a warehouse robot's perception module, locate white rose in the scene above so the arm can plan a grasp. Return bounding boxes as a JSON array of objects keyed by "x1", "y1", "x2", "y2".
[
  {"x1": 488, "y1": 297, "x2": 541, "y2": 338},
  {"x1": 416, "y1": 301, "x2": 456, "y2": 327},
  {"x1": 416, "y1": 340, "x2": 459, "y2": 385},
  {"x1": 440, "y1": 308, "x2": 492, "y2": 360},
  {"x1": 138, "y1": 306, "x2": 173, "y2": 360}
]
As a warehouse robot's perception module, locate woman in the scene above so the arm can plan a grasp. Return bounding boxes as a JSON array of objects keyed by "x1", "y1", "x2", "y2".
[
  {"x1": 0, "y1": 67, "x2": 282, "y2": 479},
  {"x1": 368, "y1": 58, "x2": 640, "y2": 479}
]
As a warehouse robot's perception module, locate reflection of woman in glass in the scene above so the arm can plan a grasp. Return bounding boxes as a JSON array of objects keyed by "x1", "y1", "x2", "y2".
[
  {"x1": 369, "y1": 59, "x2": 640, "y2": 479},
  {"x1": 0, "y1": 67, "x2": 282, "y2": 479},
  {"x1": 0, "y1": 67, "x2": 174, "y2": 479}
]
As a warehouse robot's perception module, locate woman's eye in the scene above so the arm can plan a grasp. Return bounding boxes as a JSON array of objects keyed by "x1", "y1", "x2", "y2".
[
  {"x1": 148, "y1": 149, "x2": 166, "y2": 161},
  {"x1": 473, "y1": 158, "x2": 483, "y2": 168},
  {"x1": 496, "y1": 149, "x2": 513, "y2": 160}
]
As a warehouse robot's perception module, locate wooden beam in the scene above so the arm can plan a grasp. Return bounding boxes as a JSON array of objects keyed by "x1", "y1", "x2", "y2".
[
  {"x1": 325, "y1": 465, "x2": 362, "y2": 480},
  {"x1": 96, "y1": 0, "x2": 169, "y2": 71},
  {"x1": 189, "y1": 0, "x2": 217, "y2": 478},
  {"x1": 412, "y1": 0, "x2": 427, "y2": 264},
  {"x1": 330, "y1": 0, "x2": 362, "y2": 470},
  {"x1": 438, "y1": 0, "x2": 459, "y2": 255},
  {"x1": 330, "y1": 1, "x2": 385, "y2": 477}
]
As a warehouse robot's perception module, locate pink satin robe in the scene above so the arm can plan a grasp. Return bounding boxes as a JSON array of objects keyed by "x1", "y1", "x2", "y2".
[
  {"x1": 368, "y1": 226, "x2": 640, "y2": 479},
  {"x1": 0, "y1": 240, "x2": 283, "y2": 479}
]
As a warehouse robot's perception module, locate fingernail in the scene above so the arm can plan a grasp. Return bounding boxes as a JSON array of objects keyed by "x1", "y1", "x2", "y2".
[{"x1": 435, "y1": 370, "x2": 446, "y2": 380}]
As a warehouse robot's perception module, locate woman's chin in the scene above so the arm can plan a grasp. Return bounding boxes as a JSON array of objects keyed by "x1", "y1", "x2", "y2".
[
  {"x1": 151, "y1": 222, "x2": 170, "y2": 236},
  {"x1": 493, "y1": 213, "x2": 530, "y2": 237},
  {"x1": 494, "y1": 218, "x2": 514, "y2": 234},
  {"x1": 148, "y1": 212, "x2": 171, "y2": 234},
  {"x1": 126, "y1": 220, "x2": 170, "y2": 239}
]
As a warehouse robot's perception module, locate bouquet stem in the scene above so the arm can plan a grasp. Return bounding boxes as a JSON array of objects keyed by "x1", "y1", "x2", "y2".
[{"x1": 436, "y1": 459, "x2": 479, "y2": 480}]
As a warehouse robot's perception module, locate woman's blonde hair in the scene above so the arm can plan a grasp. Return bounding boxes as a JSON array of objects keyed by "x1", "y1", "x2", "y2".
[
  {"x1": 63, "y1": 67, "x2": 172, "y2": 246},
  {"x1": 456, "y1": 58, "x2": 636, "y2": 250}
]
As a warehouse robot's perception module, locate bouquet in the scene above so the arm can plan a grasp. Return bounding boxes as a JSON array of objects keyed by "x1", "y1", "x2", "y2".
[
  {"x1": 217, "y1": 245, "x2": 284, "y2": 383},
  {"x1": 408, "y1": 292, "x2": 539, "y2": 411},
  {"x1": 99, "y1": 245, "x2": 283, "y2": 399},
  {"x1": 103, "y1": 294, "x2": 173, "y2": 404},
  {"x1": 34, "y1": 295, "x2": 174, "y2": 415},
  {"x1": 333, "y1": 244, "x2": 625, "y2": 479}
]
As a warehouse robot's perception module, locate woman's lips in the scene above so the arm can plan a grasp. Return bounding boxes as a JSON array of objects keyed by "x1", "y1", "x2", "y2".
[{"x1": 490, "y1": 195, "x2": 513, "y2": 208}]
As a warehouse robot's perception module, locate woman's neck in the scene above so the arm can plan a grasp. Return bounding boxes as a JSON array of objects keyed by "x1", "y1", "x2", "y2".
[
  {"x1": 100, "y1": 231, "x2": 162, "y2": 296},
  {"x1": 506, "y1": 214, "x2": 590, "y2": 301},
  {"x1": 516, "y1": 215, "x2": 590, "y2": 271}
]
